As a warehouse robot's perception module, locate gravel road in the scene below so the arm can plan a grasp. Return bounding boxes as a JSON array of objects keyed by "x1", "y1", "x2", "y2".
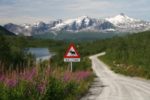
[{"x1": 81, "y1": 53, "x2": 150, "y2": 100}]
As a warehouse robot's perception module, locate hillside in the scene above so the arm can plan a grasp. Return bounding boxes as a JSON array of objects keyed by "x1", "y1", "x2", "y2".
[
  {"x1": 0, "y1": 26, "x2": 15, "y2": 35},
  {"x1": 99, "y1": 31, "x2": 150, "y2": 79}
]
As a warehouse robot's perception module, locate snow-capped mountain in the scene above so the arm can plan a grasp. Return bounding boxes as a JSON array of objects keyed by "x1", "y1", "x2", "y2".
[
  {"x1": 51, "y1": 16, "x2": 92, "y2": 31},
  {"x1": 3, "y1": 13, "x2": 150, "y2": 36},
  {"x1": 105, "y1": 13, "x2": 138, "y2": 26},
  {"x1": 105, "y1": 13, "x2": 150, "y2": 32},
  {"x1": 51, "y1": 16, "x2": 115, "y2": 32},
  {"x1": 4, "y1": 23, "x2": 32, "y2": 36}
]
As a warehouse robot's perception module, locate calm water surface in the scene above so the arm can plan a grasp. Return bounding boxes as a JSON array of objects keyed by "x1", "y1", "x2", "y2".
[{"x1": 28, "y1": 48, "x2": 54, "y2": 61}]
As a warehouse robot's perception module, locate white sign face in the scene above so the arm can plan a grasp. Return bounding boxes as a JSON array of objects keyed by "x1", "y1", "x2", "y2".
[
  {"x1": 64, "y1": 58, "x2": 80, "y2": 62},
  {"x1": 66, "y1": 47, "x2": 78, "y2": 57}
]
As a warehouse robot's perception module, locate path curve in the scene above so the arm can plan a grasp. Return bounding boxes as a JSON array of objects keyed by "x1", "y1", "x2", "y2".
[{"x1": 81, "y1": 52, "x2": 150, "y2": 100}]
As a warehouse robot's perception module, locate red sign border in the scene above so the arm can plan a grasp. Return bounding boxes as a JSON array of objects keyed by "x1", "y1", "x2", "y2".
[{"x1": 64, "y1": 43, "x2": 80, "y2": 58}]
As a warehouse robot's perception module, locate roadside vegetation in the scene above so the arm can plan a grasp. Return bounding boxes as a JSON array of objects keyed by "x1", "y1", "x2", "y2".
[
  {"x1": 99, "y1": 31, "x2": 150, "y2": 79},
  {"x1": 0, "y1": 35, "x2": 34, "y2": 72},
  {"x1": 0, "y1": 65, "x2": 93, "y2": 100},
  {"x1": 0, "y1": 34, "x2": 93, "y2": 100}
]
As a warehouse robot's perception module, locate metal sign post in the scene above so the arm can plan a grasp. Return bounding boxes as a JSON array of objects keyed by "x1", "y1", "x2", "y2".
[{"x1": 71, "y1": 62, "x2": 72, "y2": 72}]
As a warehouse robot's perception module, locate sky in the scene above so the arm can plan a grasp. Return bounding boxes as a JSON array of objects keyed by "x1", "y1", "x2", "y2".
[{"x1": 0, "y1": 0, "x2": 150, "y2": 25}]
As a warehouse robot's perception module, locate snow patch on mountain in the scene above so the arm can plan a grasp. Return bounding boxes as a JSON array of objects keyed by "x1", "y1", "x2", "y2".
[
  {"x1": 105, "y1": 13, "x2": 138, "y2": 26},
  {"x1": 52, "y1": 16, "x2": 90, "y2": 30}
]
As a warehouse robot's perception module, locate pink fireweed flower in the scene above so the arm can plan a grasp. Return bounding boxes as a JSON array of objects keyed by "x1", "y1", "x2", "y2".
[
  {"x1": 5, "y1": 78, "x2": 18, "y2": 88},
  {"x1": 75, "y1": 71, "x2": 90, "y2": 81},
  {"x1": 21, "y1": 67, "x2": 37, "y2": 81},
  {"x1": 37, "y1": 82, "x2": 46, "y2": 94},
  {"x1": 0, "y1": 74, "x2": 5, "y2": 82},
  {"x1": 45, "y1": 67, "x2": 51, "y2": 76},
  {"x1": 63, "y1": 72, "x2": 72, "y2": 82}
]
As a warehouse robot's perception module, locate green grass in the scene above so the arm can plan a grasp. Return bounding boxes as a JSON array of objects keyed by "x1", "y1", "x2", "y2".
[{"x1": 99, "y1": 56, "x2": 150, "y2": 79}]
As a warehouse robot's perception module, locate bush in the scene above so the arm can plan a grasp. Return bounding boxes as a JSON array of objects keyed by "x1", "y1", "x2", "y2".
[{"x1": 44, "y1": 77, "x2": 77, "y2": 100}]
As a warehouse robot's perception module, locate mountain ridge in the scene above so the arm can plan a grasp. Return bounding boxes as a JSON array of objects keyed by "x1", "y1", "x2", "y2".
[
  {"x1": 0, "y1": 25, "x2": 15, "y2": 36},
  {"x1": 3, "y1": 13, "x2": 150, "y2": 36}
]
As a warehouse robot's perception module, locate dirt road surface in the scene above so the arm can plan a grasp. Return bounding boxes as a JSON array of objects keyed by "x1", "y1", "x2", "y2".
[{"x1": 81, "y1": 53, "x2": 150, "y2": 100}]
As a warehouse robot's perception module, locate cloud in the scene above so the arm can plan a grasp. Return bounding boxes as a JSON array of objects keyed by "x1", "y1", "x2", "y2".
[
  {"x1": 0, "y1": 16, "x2": 51, "y2": 25},
  {"x1": 0, "y1": 0, "x2": 150, "y2": 24},
  {"x1": 0, "y1": 0, "x2": 16, "y2": 5},
  {"x1": 66, "y1": 0, "x2": 117, "y2": 10}
]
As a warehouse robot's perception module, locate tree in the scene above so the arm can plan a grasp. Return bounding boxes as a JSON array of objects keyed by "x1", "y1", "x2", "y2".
[{"x1": 0, "y1": 35, "x2": 11, "y2": 68}]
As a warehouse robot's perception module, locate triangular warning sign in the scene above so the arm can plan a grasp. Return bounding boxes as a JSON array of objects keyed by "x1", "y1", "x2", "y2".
[{"x1": 64, "y1": 43, "x2": 80, "y2": 58}]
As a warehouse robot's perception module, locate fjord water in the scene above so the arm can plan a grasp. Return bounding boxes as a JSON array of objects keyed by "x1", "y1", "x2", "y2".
[{"x1": 28, "y1": 48, "x2": 54, "y2": 61}]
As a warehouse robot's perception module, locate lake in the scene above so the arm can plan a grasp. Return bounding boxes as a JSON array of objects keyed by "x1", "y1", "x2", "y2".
[{"x1": 28, "y1": 48, "x2": 55, "y2": 61}]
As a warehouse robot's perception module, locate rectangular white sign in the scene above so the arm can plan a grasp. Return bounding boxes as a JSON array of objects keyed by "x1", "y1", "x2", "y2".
[{"x1": 64, "y1": 58, "x2": 80, "y2": 62}]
